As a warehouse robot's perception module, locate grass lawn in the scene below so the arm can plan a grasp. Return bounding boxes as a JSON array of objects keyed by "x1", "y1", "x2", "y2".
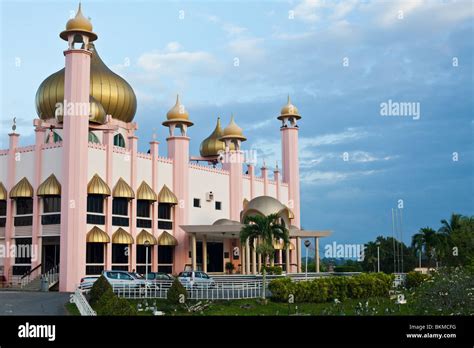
[
  {"x1": 124, "y1": 297, "x2": 414, "y2": 316},
  {"x1": 65, "y1": 302, "x2": 81, "y2": 316}
]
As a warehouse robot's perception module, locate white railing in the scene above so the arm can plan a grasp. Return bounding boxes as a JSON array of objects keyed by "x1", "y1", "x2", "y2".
[
  {"x1": 113, "y1": 280, "x2": 265, "y2": 300},
  {"x1": 70, "y1": 288, "x2": 96, "y2": 316},
  {"x1": 44, "y1": 265, "x2": 60, "y2": 288}
]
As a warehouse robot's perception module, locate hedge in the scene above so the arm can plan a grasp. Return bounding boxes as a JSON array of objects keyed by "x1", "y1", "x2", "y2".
[
  {"x1": 404, "y1": 271, "x2": 429, "y2": 289},
  {"x1": 269, "y1": 273, "x2": 394, "y2": 303},
  {"x1": 261, "y1": 266, "x2": 283, "y2": 275}
]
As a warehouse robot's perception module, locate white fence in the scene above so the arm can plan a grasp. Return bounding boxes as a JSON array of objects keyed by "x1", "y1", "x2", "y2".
[
  {"x1": 113, "y1": 281, "x2": 264, "y2": 300},
  {"x1": 70, "y1": 288, "x2": 97, "y2": 316}
]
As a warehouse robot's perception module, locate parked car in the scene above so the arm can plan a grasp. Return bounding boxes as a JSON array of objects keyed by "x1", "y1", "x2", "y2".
[
  {"x1": 144, "y1": 272, "x2": 174, "y2": 281},
  {"x1": 79, "y1": 275, "x2": 99, "y2": 289},
  {"x1": 178, "y1": 271, "x2": 215, "y2": 289},
  {"x1": 101, "y1": 270, "x2": 148, "y2": 289}
]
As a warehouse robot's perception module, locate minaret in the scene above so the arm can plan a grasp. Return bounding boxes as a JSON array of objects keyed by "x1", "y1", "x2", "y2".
[
  {"x1": 58, "y1": 4, "x2": 97, "y2": 291},
  {"x1": 278, "y1": 95, "x2": 301, "y2": 228},
  {"x1": 162, "y1": 95, "x2": 193, "y2": 273},
  {"x1": 219, "y1": 115, "x2": 247, "y2": 221}
]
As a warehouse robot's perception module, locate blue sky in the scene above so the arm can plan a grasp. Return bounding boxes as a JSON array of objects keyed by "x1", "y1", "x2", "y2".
[{"x1": 1, "y1": 0, "x2": 473, "y2": 253}]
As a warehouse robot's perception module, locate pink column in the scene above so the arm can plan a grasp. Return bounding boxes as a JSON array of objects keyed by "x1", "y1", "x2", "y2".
[
  {"x1": 59, "y1": 48, "x2": 91, "y2": 292},
  {"x1": 150, "y1": 140, "x2": 159, "y2": 272},
  {"x1": 261, "y1": 165, "x2": 268, "y2": 196},
  {"x1": 103, "y1": 130, "x2": 114, "y2": 270},
  {"x1": 223, "y1": 151, "x2": 244, "y2": 221},
  {"x1": 248, "y1": 164, "x2": 255, "y2": 199},
  {"x1": 128, "y1": 136, "x2": 138, "y2": 271},
  {"x1": 274, "y1": 167, "x2": 281, "y2": 201},
  {"x1": 4, "y1": 133, "x2": 19, "y2": 282},
  {"x1": 281, "y1": 127, "x2": 300, "y2": 227},
  {"x1": 31, "y1": 128, "x2": 45, "y2": 268},
  {"x1": 167, "y1": 136, "x2": 189, "y2": 273}
]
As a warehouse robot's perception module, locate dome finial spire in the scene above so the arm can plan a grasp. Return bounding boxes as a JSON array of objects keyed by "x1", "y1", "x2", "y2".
[{"x1": 287, "y1": 94, "x2": 291, "y2": 104}]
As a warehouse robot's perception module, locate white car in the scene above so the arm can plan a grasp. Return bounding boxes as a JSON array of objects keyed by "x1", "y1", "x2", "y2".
[
  {"x1": 79, "y1": 276, "x2": 99, "y2": 290},
  {"x1": 178, "y1": 271, "x2": 216, "y2": 289},
  {"x1": 102, "y1": 270, "x2": 148, "y2": 289}
]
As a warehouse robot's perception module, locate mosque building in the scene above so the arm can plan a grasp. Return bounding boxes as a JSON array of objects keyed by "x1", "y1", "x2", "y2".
[{"x1": 0, "y1": 4, "x2": 330, "y2": 291}]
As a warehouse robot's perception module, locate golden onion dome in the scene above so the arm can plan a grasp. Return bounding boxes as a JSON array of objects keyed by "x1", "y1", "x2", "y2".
[
  {"x1": 278, "y1": 95, "x2": 301, "y2": 120},
  {"x1": 163, "y1": 95, "x2": 193, "y2": 127},
  {"x1": 35, "y1": 43, "x2": 137, "y2": 123},
  {"x1": 199, "y1": 117, "x2": 235, "y2": 157},
  {"x1": 220, "y1": 115, "x2": 246, "y2": 141},
  {"x1": 60, "y1": 3, "x2": 97, "y2": 41}
]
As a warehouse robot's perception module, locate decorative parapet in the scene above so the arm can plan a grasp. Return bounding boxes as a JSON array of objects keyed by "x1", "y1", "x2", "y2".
[
  {"x1": 88, "y1": 142, "x2": 106, "y2": 150},
  {"x1": 43, "y1": 142, "x2": 63, "y2": 150},
  {"x1": 113, "y1": 146, "x2": 130, "y2": 155},
  {"x1": 17, "y1": 145, "x2": 36, "y2": 153},
  {"x1": 137, "y1": 152, "x2": 152, "y2": 160},
  {"x1": 0, "y1": 149, "x2": 8, "y2": 156},
  {"x1": 242, "y1": 174, "x2": 251, "y2": 180},
  {"x1": 254, "y1": 177, "x2": 264, "y2": 182},
  {"x1": 157, "y1": 156, "x2": 173, "y2": 164},
  {"x1": 188, "y1": 163, "x2": 229, "y2": 175}
]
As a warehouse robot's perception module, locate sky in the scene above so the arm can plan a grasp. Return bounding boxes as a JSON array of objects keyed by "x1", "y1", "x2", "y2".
[{"x1": 1, "y1": 0, "x2": 473, "y2": 254}]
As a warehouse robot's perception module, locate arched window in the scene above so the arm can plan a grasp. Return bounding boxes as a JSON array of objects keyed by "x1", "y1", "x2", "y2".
[
  {"x1": 114, "y1": 133, "x2": 125, "y2": 148},
  {"x1": 88, "y1": 131, "x2": 100, "y2": 144},
  {"x1": 45, "y1": 131, "x2": 62, "y2": 144}
]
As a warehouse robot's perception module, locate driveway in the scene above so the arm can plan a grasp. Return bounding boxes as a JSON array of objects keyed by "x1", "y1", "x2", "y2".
[{"x1": 0, "y1": 291, "x2": 71, "y2": 315}]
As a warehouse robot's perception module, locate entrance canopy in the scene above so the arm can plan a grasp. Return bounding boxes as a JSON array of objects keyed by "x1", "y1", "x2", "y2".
[{"x1": 180, "y1": 219, "x2": 243, "y2": 239}]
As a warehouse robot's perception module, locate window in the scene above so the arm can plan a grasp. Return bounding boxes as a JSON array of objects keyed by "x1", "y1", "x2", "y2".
[
  {"x1": 41, "y1": 214, "x2": 60, "y2": 225},
  {"x1": 87, "y1": 214, "x2": 105, "y2": 225},
  {"x1": 0, "y1": 200, "x2": 6, "y2": 216},
  {"x1": 136, "y1": 245, "x2": 152, "y2": 264},
  {"x1": 88, "y1": 131, "x2": 100, "y2": 144},
  {"x1": 112, "y1": 198, "x2": 128, "y2": 216},
  {"x1": 137, "y1": 219, "x2": 152, "y2": 228},
  {"x1": 112, "y1": 244, "x2": 129, "y2": 264},
  {"x1": 158, "y1": 246, "x2": 173, "y2": 264},
  {"x1": 119, "y1": 273, "x2": 134, "y2": 280},
  {"x1": 43, "y1": 197, "x2": 61, "y2": 213},
  {"x1": 15, "y1": 238, "x2": 32, "y2": 265},
  {"x1": 87, "y1": 195, "x2": 104, "y2": 214},
  {"x1": 114, "y1": 133, "x2": 125, "y2": 148},
  {"x1": 193, "y1": 198, "x2": 201, "y2": 208},
  {"x1": 86, "y1": 243, "x2": 104, "y2": 264},
  {"x1": 16, "y1": 198, "x2": 33, "y2": 215},
  {"x1": 158, "y1": 204, "x2": 171, "y2": 219},
  {"x1": 158, "y1": 221, "x2": 172, "y2": 229},
  {"x1": 215, "y1": 201, "x2": 222, "y2": 210},
  {"x1": 137, "y1": 200, "x2": 150, "y2": 218}
]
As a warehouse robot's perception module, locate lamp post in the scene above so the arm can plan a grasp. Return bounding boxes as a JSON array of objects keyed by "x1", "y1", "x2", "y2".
[
  {"x1": 304, "y1": 240, "x2": 311, "y2": 280},
  {"x1": 376, "y1": 241, "x2": 381, "y2": 273},
  {"x1": 144, "y1": 240, "x2": 150, "y2": 297}
]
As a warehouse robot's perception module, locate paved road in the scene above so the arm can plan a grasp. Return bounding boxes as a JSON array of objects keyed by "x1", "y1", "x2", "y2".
[{"x1": 0, "y1": 291, "x2": 71, "y2": 315}]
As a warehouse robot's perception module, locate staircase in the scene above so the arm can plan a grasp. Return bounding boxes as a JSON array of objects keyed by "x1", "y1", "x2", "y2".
[{"x1": 3, "y1": 264, "x2": 59, "y2": 291}]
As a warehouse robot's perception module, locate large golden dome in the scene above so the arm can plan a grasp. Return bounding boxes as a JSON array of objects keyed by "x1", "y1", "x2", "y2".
[
  {"x1": 199, "y1": 117, "x2": 235, "y2": 157},
  {"x1": 35, "y1": 43, "x2": 137, "y2": 123}
]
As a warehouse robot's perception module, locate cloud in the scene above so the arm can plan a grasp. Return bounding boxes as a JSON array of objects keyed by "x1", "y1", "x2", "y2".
[
  {"x1": 300, "y1": 169, "x2": 380, "y2": 185},
  {"x1": 228, "y1": 37, "x2": 265, "y2": 61},
  {"x1": 137, "y1": 42, "x2": 217, "y2": 74},
  {"x1": 300, "y1": 127, "x2": 369, "y2": 147}
]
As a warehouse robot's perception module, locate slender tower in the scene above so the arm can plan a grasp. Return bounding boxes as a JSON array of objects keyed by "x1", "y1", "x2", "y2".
[
  {"x1": 162, "y1": 95, "x2": 193, "y2": 273},
  {"x1": 219, "y1": 115, "x2": 247, "y2": 221},
  {"x1": 278, "y1": 96, "x2": 301, "y2": 227},
  {"x1": 58, "y1": 4, "x2": 97, "y2": 291}
]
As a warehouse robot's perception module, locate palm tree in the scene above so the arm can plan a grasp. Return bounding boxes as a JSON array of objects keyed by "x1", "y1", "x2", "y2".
[
  {"x1": 411, "y1": 227, "x2": 447, "y2": 268},
  {"x1": 240, "y1": 213, "x2": 289, "y2": 300},
  {"x1": 439, "y1": 213, "x2": 463, "y2": 235}
]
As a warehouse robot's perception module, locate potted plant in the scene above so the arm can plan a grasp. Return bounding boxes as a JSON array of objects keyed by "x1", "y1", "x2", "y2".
[{"x1": 225, "y1": 262, "x2": 235, "y2": 274}]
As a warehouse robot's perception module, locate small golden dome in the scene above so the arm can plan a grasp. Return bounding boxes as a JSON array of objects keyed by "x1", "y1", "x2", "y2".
[
  {"x1": 278, "y1": 95, "x2": 301, "y2": 120},
  {"x1": 199, "y1": 117, "x2": 235, "y2": 157},
  {"x1": 60, "y1": 3, "x2": 97, "y2": 41},
  {"x1": 35, "y1": 44, "x2": 137, "y2": 123},
  {"x1": 220, "y1": 115, "x2": 246, "y2": 141},
  {"x1": 163, "y1": 95, "x2": 193, "y2": 127}
]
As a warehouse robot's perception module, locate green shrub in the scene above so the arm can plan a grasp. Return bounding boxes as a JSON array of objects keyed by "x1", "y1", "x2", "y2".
[
  {"x1": 95, "y1": 292, "x2": 138, "y2": 316},
  {"x1": 269, "y1": 273, "x2": 394, "y2": 303},
  {"x1": 405, "y1": 271, "x2": 429, "y2": 289},
  {"x1": 411, "y1": 267, "x2": 474, "y2": 315},
  {"x1": 89, "y1": 275, "x2": 113, "y2": 306},
  {"x1": 167, "y1": 278, "x2": 188, "y2": 305},
  {"x1": 262, "y1": 266, "x2": 283, "y2": 275}
]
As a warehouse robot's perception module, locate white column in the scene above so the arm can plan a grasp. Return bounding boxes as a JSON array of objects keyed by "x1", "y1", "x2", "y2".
[
  {"x1": 241, "y1": 245, "x2": 246, "y2": 274},
  {"x1": 245, "y1": 238, "x2": 251, "y2": 275},
  {"x1": 252, "y1": 239, "x2": 257, "y2": 275},
  {"x1": 202, "y1": 234, "x2": 207, "y2": 273},
  {"x1": 191, "y1": 233, "x2": 197, "y2": 270},
  {"x1": 285, "y1": 247, "x2": 290, "y2": 273},
  {"x1": 315, "y1": 237, "x2": 320, "y2": 273},
  {"x1": 296, "y1": 237, "x2": 302, "y2": 273}
]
